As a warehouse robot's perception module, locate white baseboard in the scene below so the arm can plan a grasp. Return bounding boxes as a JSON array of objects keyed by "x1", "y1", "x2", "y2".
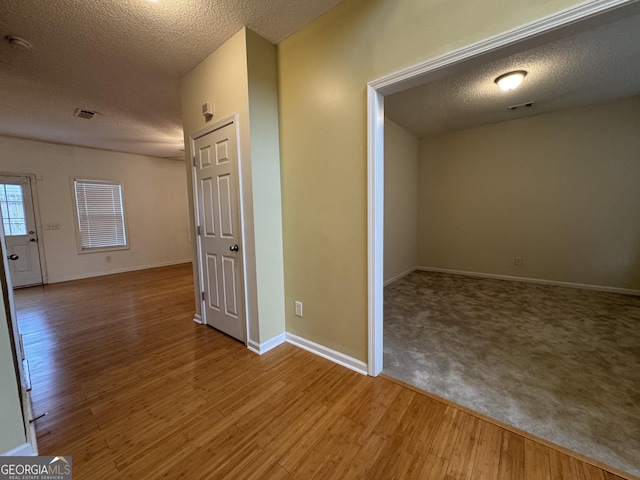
[
  {"x1": 1, "y1": 443, "x2": 37, "y2": 456},
  {"x1": 384, "y1": 267, "x2": 417, "y2": 286},
  {"x1": 417, "y1": 267, "x2": 640, "y2": 296},
  {"x1": 47, "y1": 259, "x2": 193, "y2": 284},
  {"x1": 247, "y1": 333, "x2": 287, "y2": 355},
  {"x1": 286, "y1": 333, "x2": 368, "y2": 375},
  {"x1": 193, "y1": 314, "x2": 203, "y2": 324}
]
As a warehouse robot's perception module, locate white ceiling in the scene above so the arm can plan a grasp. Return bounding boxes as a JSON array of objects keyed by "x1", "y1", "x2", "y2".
[
  {"x1": 386, "y1": 5, "x2": 640, "y2": 138},
  {"x1": 0, "y1": 0, "x2": 342, "y2": 159}
]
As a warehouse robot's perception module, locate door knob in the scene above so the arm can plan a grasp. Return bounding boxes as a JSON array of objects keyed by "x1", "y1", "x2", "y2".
[
  {"x1": 30, "y1": 238, "x2": 37, "y2": 242},
  {"x1": 7, "y1": 254, "x2": 19, "y2": 261},
  {"x1": 229, "y1": 244, "x2": 239, "y2": 252}
]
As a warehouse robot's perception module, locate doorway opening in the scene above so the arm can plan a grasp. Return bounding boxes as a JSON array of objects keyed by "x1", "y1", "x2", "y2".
[{"x1": 367, "y1": 0, "x2": 640, "y2": 475}]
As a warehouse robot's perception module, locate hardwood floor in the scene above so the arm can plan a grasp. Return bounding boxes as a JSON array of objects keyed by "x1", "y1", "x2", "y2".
[{"x1": 14, "y1": 264, "x2": 629, "y2": 479}]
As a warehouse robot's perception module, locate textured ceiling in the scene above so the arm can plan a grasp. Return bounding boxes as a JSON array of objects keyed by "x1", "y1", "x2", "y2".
[
  {"x1": 0, "y1": 0, "x2": 343, "y2": 159},
  {"x1": 386, "y1": 7, "x2": 640, "y2": 138}
]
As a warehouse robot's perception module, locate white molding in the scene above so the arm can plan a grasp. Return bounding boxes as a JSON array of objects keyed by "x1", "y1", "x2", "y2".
[
  {"x1": 366, "y1": 0, "x2": 637, "y2": 381},
  {"x1": 286, "y1": 333, "x2": 368, "y2": 375},
  {"x1": 384, "y1": 267, "x2": 417, "y2": 287},
  {"x1": 367, "y1": 85, "x2": 384, "y2": 377},
  {"x1": 417, "y1": 267, "x2": 640, "y2": 296},
  {"x1": 247, "y1": 333, "x2": 286, "y2": 355},
  {"x1": 46, "y1": 260, "x2": 192, "y2": 284},
  {"x1": 23, "y1": 390, "x2": 38, "y2": 457},
  {"x1": 193, "y1": 314, "x2": 203, "y2": 324},
  {"x1": 369, "y1": 0, "x2": 636, "y2": 94},
  {"x1": 1, "y1": 443, "x2": 36, "y2": 457}
]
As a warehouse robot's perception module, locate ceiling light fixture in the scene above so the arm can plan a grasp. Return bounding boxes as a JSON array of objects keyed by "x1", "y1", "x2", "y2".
[{"x1": 494, "y1": 70, "x2": 527, "y2": 91}]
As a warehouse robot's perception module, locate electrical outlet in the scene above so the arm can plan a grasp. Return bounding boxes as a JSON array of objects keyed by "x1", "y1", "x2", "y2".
[
  {"x1": 514, "y1": 257, "x2": 523, "y2": 266},
  {"x1": 106, "y1": 255, "x2": 112, "y2": 263},
  {"x1": 295, "y1": 301, "x2": 303, "y2": 317}
]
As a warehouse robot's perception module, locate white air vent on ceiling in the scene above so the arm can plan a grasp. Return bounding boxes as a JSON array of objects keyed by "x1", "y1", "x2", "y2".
[
  {"x1": 74, "y1": 108, "x2": 96, "y2": 119},
  {"x1": 508, "y1": 101, "x2": 535, "y2": 111}
]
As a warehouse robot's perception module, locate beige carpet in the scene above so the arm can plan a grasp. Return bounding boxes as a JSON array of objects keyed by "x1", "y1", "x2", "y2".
[{"x1": 383, "y1": 270, "x2": 640, "y2": 477}]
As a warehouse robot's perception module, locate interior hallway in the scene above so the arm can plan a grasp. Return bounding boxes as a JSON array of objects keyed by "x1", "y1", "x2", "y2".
[
  {"x1": 383, "y1": 270, "x2": 640, "y2": 477},
  {"x1": 15, "y1": 264, "x2": 630, "y2": 479}
]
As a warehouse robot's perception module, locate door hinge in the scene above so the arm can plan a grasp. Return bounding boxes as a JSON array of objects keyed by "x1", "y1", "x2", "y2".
[
  {"x1": 197, "y1": 225, "x2": 201, "y2": 236},
  {"x1": 193, "y1": 155, "x2": 197, "y2": 167},
  {"x1": 201, "y1": 291, "x2": 205, "y2": 301}
]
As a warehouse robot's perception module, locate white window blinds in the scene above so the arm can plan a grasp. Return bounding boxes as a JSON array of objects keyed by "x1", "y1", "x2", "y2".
[{"x1": 73, "y1": 179, "x2": 127, "y2": 251}]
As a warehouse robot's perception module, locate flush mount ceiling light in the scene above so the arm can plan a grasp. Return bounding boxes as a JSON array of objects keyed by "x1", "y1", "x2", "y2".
[{"x1": 494, "y1": 70, "x2": 527, "y2": 91}]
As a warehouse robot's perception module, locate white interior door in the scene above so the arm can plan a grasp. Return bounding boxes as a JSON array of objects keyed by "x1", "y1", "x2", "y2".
[
  {"x1": 0, "y1": 176, "x2": 43, "y2": 287},
  {"x1": 194, "y1": 122, "x2": 246, "y2": 342}
]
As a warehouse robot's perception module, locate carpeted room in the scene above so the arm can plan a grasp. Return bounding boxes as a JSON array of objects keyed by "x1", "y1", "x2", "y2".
[{"x1": 380, "y1": 12, "x2": 640, "y2": 477}]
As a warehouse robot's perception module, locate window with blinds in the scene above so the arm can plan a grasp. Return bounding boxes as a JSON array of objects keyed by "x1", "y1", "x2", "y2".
[{"x1": 73, "y1": 179, "x2": 128, "y2": 252}]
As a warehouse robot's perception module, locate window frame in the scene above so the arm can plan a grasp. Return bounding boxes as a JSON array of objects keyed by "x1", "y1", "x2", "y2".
[{"x1": 70, "y1": 177, "x2": 130, "y2": 254}]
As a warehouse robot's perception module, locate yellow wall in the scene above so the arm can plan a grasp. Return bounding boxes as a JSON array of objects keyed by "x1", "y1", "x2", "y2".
[
  {"x1": 278, "y1": 0, "x2": 585, "y2": 361},
  {"x1": 384, "y1": 119, "x2": 418, "y2": 283},
  {"x1": 246, "y1": 30, "x2": 286, "y2": 342},
  {"x1": 181, "y1": 29, "x2": 285, "y2": 345},
  {"x1": 418, "y1": 96, "x2": 640, "y2": 289}
]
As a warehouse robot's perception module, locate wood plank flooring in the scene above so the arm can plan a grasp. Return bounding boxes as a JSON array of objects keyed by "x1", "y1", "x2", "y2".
[{"x1": 14, "y1": 264, "x2": 630, "y2": 479}]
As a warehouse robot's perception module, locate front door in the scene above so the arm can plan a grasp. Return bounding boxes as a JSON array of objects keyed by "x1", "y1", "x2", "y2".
[
  {"x1": 193, "y1": 122, "x2": 245, "y2": 342},
  {"x1": 0, "y1": 176, "x2": 43, "y2": 287}
]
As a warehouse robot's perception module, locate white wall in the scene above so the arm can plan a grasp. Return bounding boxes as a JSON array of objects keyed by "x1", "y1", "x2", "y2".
[
  {"x1": 384, "y1": 119, "x2": 419, "y2": 283},
  {"x1": 0, "y1": 136, "x2": 191, "y2": 283},
  {"x1": 418, "y1": 96, "x2": 640, "y2": 290}
]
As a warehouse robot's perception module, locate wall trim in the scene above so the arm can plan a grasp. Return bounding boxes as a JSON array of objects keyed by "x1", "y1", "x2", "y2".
[
  {"x1": 47, "y1": 260, "x2": 192, "y2": 284},
  {"x1": 369, "y1": 0, "x2": 636, "y2": 94},
  {"x1": 384, "y1": 267, "x2": 417, "y2": 287},
  {"x1": 247, "y1": 333, "x2": 286, "y2": 355},
  {"x1": 367, "y1": 0, "x2": 638, "y2": 378},
  {"x1": 286, "y1": 333, "x2": 368, "y2": 375},
  {"x1": 417, "y1": 267, "x2": 640, "y2": 296},
  {"x1": 1, "y1": 443, "x2": 36, "y2": 457},
  {"x1": 23, "y1": 390, "x2": 38, "y2": 457},
  {"x1": 367, "y1": 85, "x2": 384, "y2": 377},
  {"x1": 193, "y1": 314, "x2": 203, "y2": 324}
]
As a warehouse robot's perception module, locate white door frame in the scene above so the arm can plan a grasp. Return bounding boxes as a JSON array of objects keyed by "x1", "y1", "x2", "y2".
[
  {"x1": 189, "y1": 114, "x2": 250, "y2": 345},
  {"x1": 366, "y1": 0, "x2": 636, "y2": 376},
  {"x1": 0, "y1": 172, "x2": 48, "y2": 285}
]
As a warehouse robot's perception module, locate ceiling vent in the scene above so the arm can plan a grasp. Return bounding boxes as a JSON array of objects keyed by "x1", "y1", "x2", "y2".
[
  {"x1": 4, "y1": 35, "x2": 32, "y2": 49},
  {"x1": 508, "y1": 101, "x2": 535, "y2": 111},
  {"x1": 74, "y1": 108, "x2": 96, "y2": 120}
]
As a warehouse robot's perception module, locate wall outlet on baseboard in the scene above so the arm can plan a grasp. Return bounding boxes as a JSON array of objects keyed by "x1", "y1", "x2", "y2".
[
  {"x1": 295, "y1": 301, "x2": 303, "y2": 317},
  {"x1": 514, "y1": 257, "x2": 523, "y2": 266}
]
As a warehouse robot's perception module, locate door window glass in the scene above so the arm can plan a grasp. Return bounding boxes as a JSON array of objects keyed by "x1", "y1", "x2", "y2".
[{"x1": 0, "y1": 184, "x2": 27, "y2": 236}]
